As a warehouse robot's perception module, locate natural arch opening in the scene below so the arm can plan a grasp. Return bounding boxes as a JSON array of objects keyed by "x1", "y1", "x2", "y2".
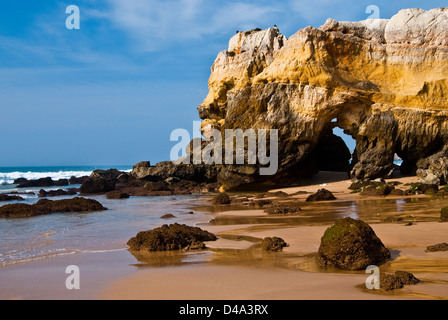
[{"x1": 314, "y1": 120, "x2": 356, "y2": 173}]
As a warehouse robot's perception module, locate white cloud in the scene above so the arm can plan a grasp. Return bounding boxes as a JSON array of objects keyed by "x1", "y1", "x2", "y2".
[{"x1": 102, "y1": 0, "x2": 279, "y2": 51}]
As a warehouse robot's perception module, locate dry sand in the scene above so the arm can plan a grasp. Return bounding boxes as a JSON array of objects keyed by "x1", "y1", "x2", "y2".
[{"x1": 101, "y1": 172, "x2": 448, "y2": 300}]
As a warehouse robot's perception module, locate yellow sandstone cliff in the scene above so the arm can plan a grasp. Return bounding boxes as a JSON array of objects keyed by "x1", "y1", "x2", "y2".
[{"x1": 198, "y1": 8, "x2": 448, "y2": 187}]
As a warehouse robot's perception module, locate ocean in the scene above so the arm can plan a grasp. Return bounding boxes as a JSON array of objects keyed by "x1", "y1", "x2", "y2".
[{"x1": 0, "y1": 166, "x2": 212, "y2": 267}]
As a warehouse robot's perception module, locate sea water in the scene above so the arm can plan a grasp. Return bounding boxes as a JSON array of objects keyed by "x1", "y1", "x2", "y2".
[{"x1": 0, "y1": 166, "x2": 212, "y2": 267}]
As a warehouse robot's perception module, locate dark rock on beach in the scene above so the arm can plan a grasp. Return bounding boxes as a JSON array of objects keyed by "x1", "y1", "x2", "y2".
[
  {"x1": 380, "y1": 271, "x2": 421, "y2": 291},
  {"x1": 80, "y1": 177, "x2": 115, "y2": 194},
  {"x1": 426, "y1": 243, "x2": 448, "y2": 252},
  {"x1": 262, "y1": 237, "x2": 287, "y2": 252},
  {"x1": 318, "y1": 218, "x2": 391, "y2": 270},
  {"x1": 0, "y1": 197, "x2": 107, "y2": 219},
  {"x1": 405, "y1": 183, "x2": 439, "y2": 195},
  {"x1": 265, "y1": 203, "x2": 302, "y2": 215},
  {"x1": 127, "y1": 223, "x2": 217, "y2": 252},
  {"x1": 69, "y1": 176, "x2": 89, "y2": 185},
  {"x1": 306, "y1": 189, "x2": 337, "y2": 202},
  {"x1": 160, "y1": 214, "x2": 176, "y2": 219},
  {"x1": 143, "y1": 181, "x2": 172, "y2": 192},
  {"x1": 80, "y1": 169, "x2": 124, "y2": 194},
  {"x1": 249, "y1": 199, "x2": 273, "y2": 208},
  {"x1": 0, "y1": 194, "x2": 24, "y2": 202},
  {"x1": 105, "y1": 191, "x2": 131, "y2": 200},
  {"x1": 360, "y1": 184, "x2": 395, "y2": 196},
  {"x1": 16, "y1": 177, "x2": 55, "y2": 188},
  {"x1": 38, "y1": 189, "x2": 78, "y2": 198},
  {"x1": 212, "y1": 193, "x2": 231, "y2": 205},
  {"x1": 54, "y1": 179, "x2": 69, "y2": 187}
]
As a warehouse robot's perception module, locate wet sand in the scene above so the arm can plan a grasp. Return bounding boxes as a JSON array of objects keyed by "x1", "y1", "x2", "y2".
[
  {"x1": 1, "y1": 172, "x2": 447, "y2": 300},
  {"x1": 102, "y1": 172, "x2": 448, "y2": 300}
]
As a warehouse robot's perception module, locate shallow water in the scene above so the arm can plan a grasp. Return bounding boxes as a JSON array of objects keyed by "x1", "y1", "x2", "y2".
[
  {"x1": 0, "y1": 193, "x2": 212, "y2": 267},
  {"x1": 208, "y1": 196, "x2": 446, "y2": 227}
]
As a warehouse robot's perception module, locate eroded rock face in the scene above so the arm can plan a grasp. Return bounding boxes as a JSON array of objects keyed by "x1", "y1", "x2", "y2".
[{"x1": 197, "y1": 8, "x2": 448, "y2": 188}]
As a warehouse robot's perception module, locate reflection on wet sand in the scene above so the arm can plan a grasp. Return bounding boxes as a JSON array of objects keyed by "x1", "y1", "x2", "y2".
[{"x1": 204, "y1": 197, "x2": 445, "y2": 228}]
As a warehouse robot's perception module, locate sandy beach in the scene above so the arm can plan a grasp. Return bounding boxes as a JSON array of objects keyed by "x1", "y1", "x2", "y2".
[{"x1": 100, "y1": 172, "x2": 448, "y2": 300}]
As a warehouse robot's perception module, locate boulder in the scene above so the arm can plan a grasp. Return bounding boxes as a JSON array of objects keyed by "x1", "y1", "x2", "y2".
[
  {"x1": 212, "y1": 193, "x2": 231, "y2": 205},
  {"x1": 105, "y1": 191, "x2": 131, "y2": 199},
  {"x1": 380, "y1": 271, "x2": 421, "y2": 291},
  {"x1": 132, "y1": 161, "x2": 219, "y2": 183},
  {"x1": 16, "y1": 177, "x2": 55, "y2": 188},
  {"x1": 0, "y1": 197, "x2": 107, "y2": 219},
  {"x1": 265, "y1": 203, "x2": 302, "y2": 215},
  {"x1": 80, "y1": 177, "x2": 115, "y2": 194},
  {"x1": 360, "y1": 184, "x2": 395, "y2": 196},
  {"x1": 426, "y1": 243, "x2": 448, "y2": 252},
  {"x1": 143, "y1": 181, "x2": 171, "y2": 192},
  {"x1": 160, "y1": 214, "x2": 176, "y2": 219},
  {"x1": 127, "y1": 223, "x2": 217, "y2": 252},
  {"x1": 54, "y1": 179, "x2": 69, "y2": 187},
  {"x1": 0, "y1": 194, "x2": 24, "y2": 202},
  {"x1": 262, "y1": 237, "x2": 287, "y2": 252},
  {"x1": 38, "y1": 189, "x2": 78, "y2": 197},
  {"x1": 306, "y1": 189, "x2": 337, "y2": 202},
  {"x1": 406, "y1": 183, "x2": 439, "y2": 195},
  {"x1": 69, "y1": 176, "x2": 89, "y2": 185},
  {"x1": 318, "y1": 217, "x2": 391, "y2": 270}
]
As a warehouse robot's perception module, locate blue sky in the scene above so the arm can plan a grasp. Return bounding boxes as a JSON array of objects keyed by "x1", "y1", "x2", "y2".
[{"x1": 0, "y1": 0, "x2": 445, "y2": 166}]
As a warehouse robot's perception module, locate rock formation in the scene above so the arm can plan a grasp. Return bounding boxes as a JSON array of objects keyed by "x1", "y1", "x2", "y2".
[
  {"x1": 194, "y1": 8, "x2": 448, "y2": 189},
  {"x1": 317, "y1": 217, "x2": 391, "y2": 270},
  {"x1": 127, "y1": 223, "x2": 217, "y2": 252},
  {"x1": 0, "y1": 197, "x2": 107, "y2": 219}
]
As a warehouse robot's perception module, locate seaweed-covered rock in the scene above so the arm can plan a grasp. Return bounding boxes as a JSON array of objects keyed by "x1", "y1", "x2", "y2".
[
  {"x1": 213, "y1": 193, "x2": 231, "y2": 205},
  {"x1": 0, "y1": 194, "x2": 24, "y2": 202},
  {"x1": 426, "y1": 243, "x2": 448, "y2": 252},
  {"x1": 0, "y1": 197, "x2": 107, "y2": 219},
  {"x1": 306, "y1": 189, "x2": 337, "y2": 202},
  {"x1": 360, "y1": 184, "x2": 395, "y2": 196},
  {"x1": 406, "y1": 183, "x2": 439, "y2": 195},
  {"x1": 318, "y1": 218, "x2": 391, "y2": 270},
  {"x1": 441, "y1": 207, "x2": 448, "y2": 222},
  {"x1": 127, "y1": 224, "x2": 217, "y2": 252},
  {"x1": 380, "y1": 271, "x2": 420, "y2": 291},
  {"x1": 262, "y1": 237, "x2": 287, "y2": 252}
]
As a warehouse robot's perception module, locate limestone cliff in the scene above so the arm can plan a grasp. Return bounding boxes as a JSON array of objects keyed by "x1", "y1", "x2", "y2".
[{"x1": 198, "y1": 8, "x2": 448, "y2": 187}]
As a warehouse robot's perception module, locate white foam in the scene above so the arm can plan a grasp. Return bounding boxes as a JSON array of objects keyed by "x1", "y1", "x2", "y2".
[{"x1": 0, "y1": 171, "x2": 93, "y2": 185}]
